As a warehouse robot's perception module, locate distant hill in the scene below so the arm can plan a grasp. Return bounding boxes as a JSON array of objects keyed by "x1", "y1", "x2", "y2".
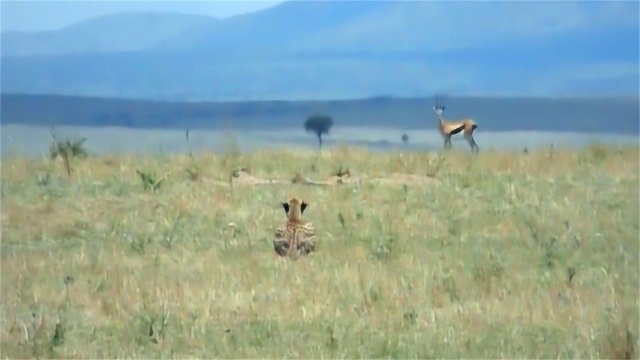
[
  {"x1": 1, "y1": 93, "x2": 638, "y2": 135},
  {"x1": 1, "y1": 1, "x2": 638, "y2": 100},
  {"x1": 150, "y1": 0, "x2": 390, "y2": 53},
  {"x1": 0, "y1": 12, "x2": 214, "y2": 57}
]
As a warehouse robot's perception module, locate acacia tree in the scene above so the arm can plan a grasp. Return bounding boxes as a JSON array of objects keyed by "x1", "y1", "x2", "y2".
[
  {"x1": 401, "y1": 133, "x2": 409, "y2": 145},
  {"x1": 304, "y1": 114, "x2": 334, "y2": 149}
]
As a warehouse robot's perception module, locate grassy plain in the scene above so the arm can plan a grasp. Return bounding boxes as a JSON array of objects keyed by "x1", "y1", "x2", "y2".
[{"x1": 1, "y1": 144, "x2": 638, "y2": 358}]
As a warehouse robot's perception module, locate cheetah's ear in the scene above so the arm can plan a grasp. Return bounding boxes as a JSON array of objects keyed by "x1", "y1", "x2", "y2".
[
  {"x1": 300, "y1": 201, "x2": 308, "y2": 214},
  {"x1": 282, "y1": 202, "x2": 290, "y2": 214}
]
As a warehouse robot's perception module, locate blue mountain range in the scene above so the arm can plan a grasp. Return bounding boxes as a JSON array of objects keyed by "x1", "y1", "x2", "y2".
[{"x1": 1, "y1": 0, "x2": 638, "y2": 100}]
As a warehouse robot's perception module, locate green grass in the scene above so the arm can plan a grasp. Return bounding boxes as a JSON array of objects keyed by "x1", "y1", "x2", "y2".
[{"x1": 1, "y1": 144, "x2": 638, "y2": 359}]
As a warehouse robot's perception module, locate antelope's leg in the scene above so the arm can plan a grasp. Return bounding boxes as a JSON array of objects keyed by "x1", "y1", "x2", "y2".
[
  {"x1": 444, "y1": 135, "x2": 452, "y2": 150},
  {"x1": 465, "y1": 133, "x2": 479, "y2": 153},
  {"x1": 471, "y1": 137, "x2": 479, "y2": 153}
]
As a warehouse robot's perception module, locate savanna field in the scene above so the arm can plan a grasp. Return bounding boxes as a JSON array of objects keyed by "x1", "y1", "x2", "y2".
[{"x1": 1, "y1": 144, "x2": 638, "y2": 358}]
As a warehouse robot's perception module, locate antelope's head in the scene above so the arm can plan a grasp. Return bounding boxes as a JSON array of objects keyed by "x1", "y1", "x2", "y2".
[
  {"x1": 281, "y1": 198, "x2": 308, "y2": 221},
  {"x1": 433, "y1": 101, "x2": 445, "y2": 118}
]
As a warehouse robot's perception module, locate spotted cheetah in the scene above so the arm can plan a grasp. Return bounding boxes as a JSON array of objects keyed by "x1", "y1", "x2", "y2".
[{"x1": 273, "y1": 198, "x2": 316, "y2": 260}]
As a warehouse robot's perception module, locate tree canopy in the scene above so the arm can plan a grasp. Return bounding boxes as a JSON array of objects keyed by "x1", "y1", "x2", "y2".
[{"x1": 304, "y1": 114, "x2": 334, "y2": 149}]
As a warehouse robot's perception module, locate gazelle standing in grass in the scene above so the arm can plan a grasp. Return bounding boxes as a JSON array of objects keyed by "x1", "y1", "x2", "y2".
[{"x1": 433, "y1": 101, "x2": 479, "y2": 153}]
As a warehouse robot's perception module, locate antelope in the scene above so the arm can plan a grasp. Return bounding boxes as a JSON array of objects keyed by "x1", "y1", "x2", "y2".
[
  {"x1": 273, "y1": 198, "x2": 316, "y2": 260},
  {"x1": 433, "y1": 101, "x2": 479, "y2": 153}
]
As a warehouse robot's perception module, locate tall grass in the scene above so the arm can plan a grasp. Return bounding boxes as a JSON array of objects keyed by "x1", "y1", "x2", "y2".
[{"x1": 1, "y1": 144, "x2": 638, "y2": 358}]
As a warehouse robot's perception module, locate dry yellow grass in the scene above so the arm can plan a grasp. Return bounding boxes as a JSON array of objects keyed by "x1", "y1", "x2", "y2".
[{"x1": 1, "y1": 144, "x2": 638, "y2": 358}]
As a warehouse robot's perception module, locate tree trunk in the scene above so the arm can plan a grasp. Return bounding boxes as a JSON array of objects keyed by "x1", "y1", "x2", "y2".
[
  {"x1": 62, "y1": 153, "x2": 71, "y2": 177},
  {"x1": 317, "y1": 134, "x2": 323, "y2": 149}
]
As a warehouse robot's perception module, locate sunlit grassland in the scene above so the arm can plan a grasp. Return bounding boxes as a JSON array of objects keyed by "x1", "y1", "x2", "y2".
[{"x1": 1, "y1": 144, "x2": 638, "y2": 358}]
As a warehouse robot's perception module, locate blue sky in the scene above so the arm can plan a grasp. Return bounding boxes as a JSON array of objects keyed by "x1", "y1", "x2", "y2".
[{"x1": 1, "y1": 0, "x2": 285, "y2": 32}]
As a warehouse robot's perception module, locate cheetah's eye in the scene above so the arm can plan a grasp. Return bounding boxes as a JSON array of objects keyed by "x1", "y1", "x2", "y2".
[
  {"x1": 282, "y1": 202, "x2": 290, "y2": 213},
  {"x1": 300, "y1": 202, "x2": 308, "y2": 214}
]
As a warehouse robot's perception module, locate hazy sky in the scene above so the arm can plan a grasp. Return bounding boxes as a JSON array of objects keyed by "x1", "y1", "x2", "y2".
[{"x1": 1, "y1": 0, "x2": 285, "y2": 32}]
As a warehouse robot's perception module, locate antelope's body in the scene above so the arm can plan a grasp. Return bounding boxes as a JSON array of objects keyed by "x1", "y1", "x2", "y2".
[
  {"x1": 274, "y1": 198, "x2": 316, "y2": 260},
  {"x1": 434, "y1": 103, "x2": 479, "y2": 153}
]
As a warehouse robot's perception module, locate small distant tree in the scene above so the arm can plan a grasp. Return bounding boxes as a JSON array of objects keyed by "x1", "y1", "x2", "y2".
[
  {"x1": 49, "y1": 133, "x2": 88, "y2": 177},
  {"x1": 304, "y1": 114, "x2": 334, "y2": 149},
  {"x1": 401, "y1": 133, "x2": 409, "y2": 145}
]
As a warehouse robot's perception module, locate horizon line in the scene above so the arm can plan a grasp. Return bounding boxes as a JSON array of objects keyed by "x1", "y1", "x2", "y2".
[{"x1": 2, "y1": 92, "x2": 638, "y2": 105}]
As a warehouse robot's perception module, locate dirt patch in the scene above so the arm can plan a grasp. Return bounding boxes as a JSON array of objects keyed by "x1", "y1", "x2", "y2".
[{"x1": 369, "y1": 173, "x2": 438, "y2": 185}]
